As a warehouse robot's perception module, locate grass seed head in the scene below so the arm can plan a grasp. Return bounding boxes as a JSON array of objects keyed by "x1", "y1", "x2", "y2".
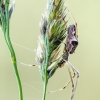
[
  {"x1": 36, "y1": 0, "x2": 68, "y2": 79},
  {"x1": 0, "y1": 0, "x2": 15, "y2": 28}
]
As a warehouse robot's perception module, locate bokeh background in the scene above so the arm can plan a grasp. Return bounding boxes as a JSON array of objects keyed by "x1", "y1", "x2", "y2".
[{"x1": 0, "y1": 0, "x2": 100, "y2": 100}]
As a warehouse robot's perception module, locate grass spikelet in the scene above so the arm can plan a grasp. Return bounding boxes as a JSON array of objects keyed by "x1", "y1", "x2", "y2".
[{"x1": 36, "y1": 0, "x2": 68, "y2": 100}]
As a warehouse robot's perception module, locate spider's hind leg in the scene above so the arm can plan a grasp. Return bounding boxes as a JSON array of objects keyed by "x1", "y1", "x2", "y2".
[{"x1": 65, "y1": 60, "x2": 79, "y2": 100}]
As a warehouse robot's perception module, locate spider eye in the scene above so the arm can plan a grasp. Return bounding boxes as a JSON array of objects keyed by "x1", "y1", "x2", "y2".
[
  {"x1": 72, "y1": 31, "x2": 76, "y2": 36},
  {"x1": 72, "y1": 41, "x2": 78, "y2": 46},
  {"x1": 74, "y1": 25, "x2": 75, "y2": 28},
  {"x1": 74, "y1": 33, "x2": 76, "y2": 36}
]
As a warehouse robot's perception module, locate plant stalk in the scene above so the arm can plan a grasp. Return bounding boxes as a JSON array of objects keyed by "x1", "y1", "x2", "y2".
[
  {"x1": 41, "y1": 37, "x2": 49, "y2": 100},
  {"x1": 42, "y1": 80, "x2": 48, "y2": 100},
  {"x1": 2, "y1": 1, "x2": 23, "y2": 100}
]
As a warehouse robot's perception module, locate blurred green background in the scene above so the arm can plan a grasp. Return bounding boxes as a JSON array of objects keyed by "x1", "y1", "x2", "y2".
[{"x1": 0, "y1": 0, "x2": 100, "y2": 100}]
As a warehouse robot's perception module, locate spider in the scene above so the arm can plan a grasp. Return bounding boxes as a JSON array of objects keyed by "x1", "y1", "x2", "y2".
[{"x1": 47, "y1": 9, "x2": 79, "y2": 100}]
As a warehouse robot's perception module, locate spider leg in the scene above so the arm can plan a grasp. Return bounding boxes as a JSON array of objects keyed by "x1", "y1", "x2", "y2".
[
  {"x1": 67, "y1": 8, "x2": 77, "y2": 27},
  {"x1": 17, "y1": 61, "x2": 39, "y2": 67},
  {"x1": 67, "y1": 67, "x2": 75, "y2": 100},
  {"x1": 47, "y1": 81, "x2": 70, "y2": 93},
  {"x1": 65, "y1": 60, "x2": 80, "y2": 100},
  {"x1": 17, "y1": 56, "x2": 62, "y2": 67},
  {"x1": 47, "y1": 63, "x2": 76, "y2": 94},
  {"x1": 67, "y1": 8, "x2": 78, "y2": 38}
]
